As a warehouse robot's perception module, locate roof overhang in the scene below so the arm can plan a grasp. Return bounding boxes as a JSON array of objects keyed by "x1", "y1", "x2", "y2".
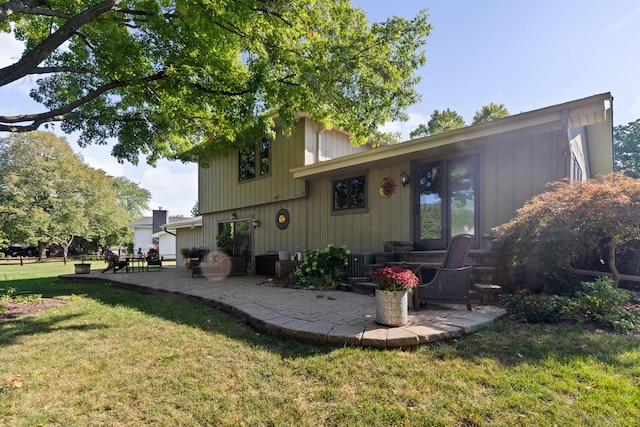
[
  {"x1": 162, "y1": 216, "x2": 203, "y2": 231},
  {"x1": 291, "y1": 92, "x2": 613, "y2": 180}
]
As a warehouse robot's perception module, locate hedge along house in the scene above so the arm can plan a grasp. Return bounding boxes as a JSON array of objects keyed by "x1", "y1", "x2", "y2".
[{"x1": 195, "y1": 93, "x2": 613, "y2": 274}]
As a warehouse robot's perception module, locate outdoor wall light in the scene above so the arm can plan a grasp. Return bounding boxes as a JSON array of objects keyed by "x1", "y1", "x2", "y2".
[
  {"x1": 252, "y1": 219, "x2": 260, "y2": 229},
  {"x1": 400, "y1": 171, "x2": 410, "y2": 187},
  {"x1": 230, "y1": 212, "x2": 237, "y2": 220}
]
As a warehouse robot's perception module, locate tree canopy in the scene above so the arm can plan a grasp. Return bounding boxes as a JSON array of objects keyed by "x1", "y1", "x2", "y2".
[
  {"x1": 471, "y1": 102, "x2": 509, "y2": 125},
  {"x1": 0, "y1": 131, "x2": 148, "y2": 260},
  {"x1": 613, "y1": 119, "x2": 640, "y2": 179},
  {"x1": 409, "y1": 108, "x2": 465, "y2": 138},
  {"x1": 0, "y1": 0, "x2": 431, "y2": 165}
]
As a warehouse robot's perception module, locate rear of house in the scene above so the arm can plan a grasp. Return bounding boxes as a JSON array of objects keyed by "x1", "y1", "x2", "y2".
[{"x1": 191, "y1": 93, "x2": 613, "y2": 273}]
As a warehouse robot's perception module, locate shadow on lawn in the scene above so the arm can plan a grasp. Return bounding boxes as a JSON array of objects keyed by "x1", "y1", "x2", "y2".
[{"x1": 1, "y1": 275, "x2": 334, "y2": 359}]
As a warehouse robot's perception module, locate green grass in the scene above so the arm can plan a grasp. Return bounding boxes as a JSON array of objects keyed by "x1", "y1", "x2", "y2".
[{"x1": 1, "y1": 263, "x2": 639, "y2": 426}]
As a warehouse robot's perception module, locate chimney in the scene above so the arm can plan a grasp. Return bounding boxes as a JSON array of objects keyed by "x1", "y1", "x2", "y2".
[{"x1": 152, "y1": 208, "x2": 168, "y2": 234}]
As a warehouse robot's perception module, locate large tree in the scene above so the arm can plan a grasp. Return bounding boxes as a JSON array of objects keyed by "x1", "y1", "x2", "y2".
[
  {"x1": 409, "y1": 108, "x2": 465, "y2": 138},
  {"x1": 471, "y1": 102, "x2": 509, "y2": 125},
  {"x1": 0, "y1": 0, "x2": 430, "y2": 164},
  {"x1": 0, "y1": 131, "x2": 138, "y2": 261},
  {"x1": 112, "y1": 176, "x2": 151, "y2": 219},
  {"x1": 613, "y1": 119, "x2": 640, "y2": 179}
]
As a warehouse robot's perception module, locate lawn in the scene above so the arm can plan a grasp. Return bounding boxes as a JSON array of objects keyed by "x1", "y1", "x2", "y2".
[{"x1": 1, "y1": 262, "x2": 639, "y2": 426}]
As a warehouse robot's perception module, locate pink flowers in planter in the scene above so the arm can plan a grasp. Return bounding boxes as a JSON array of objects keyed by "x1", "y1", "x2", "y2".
[{"x1": 372, "y1": 265, "x2": 419, "y2": 292}]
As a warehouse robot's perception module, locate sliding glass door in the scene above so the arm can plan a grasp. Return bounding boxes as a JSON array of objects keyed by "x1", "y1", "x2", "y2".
[{"x1": 414, "y1": 156, "x2": 477, "y2": 250}]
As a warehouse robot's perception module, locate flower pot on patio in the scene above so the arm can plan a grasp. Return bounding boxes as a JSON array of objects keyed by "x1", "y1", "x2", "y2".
[
  {"x1": 372, "y1": 265, "x2": 419, "y2": 327},
  {"x1": 74, "y1": 263, "x2": 91, "y2": 274},
  {"x1": 375, "y1": 289, "x2": 409, "y2": 326}
]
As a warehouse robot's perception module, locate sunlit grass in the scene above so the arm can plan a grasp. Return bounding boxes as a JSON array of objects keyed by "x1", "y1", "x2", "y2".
[{"x1": 1, "y1": 262, "x2": 639, "y2": 426}]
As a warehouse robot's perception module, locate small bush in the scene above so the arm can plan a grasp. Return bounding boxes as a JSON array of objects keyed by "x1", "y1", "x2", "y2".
[
  {"x1": 296, "y1": 244, "x2": 350, "y2": 289},
  {"x1": 500, "y1": 291, "x2": 569, "y2": 323},
  {"x1": 501, "y1": 277, "x2": 640, "y2": 333}
]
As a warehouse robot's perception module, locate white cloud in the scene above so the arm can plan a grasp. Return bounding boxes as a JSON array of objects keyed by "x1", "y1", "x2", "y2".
[
  {"x1": 0, "y1": 33, "x2": 24, "y2": 68},
  {"x1": 380, "y1": 112, "x2": 430, "y2": 141},
  {"x1": 140, "y1": 162, "x2": 198, "y2": 217}
]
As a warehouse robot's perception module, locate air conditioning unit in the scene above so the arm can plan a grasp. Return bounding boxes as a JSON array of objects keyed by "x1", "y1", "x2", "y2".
[{"x1": 346, "y1": 253, "x2": 375, "y2": 278}]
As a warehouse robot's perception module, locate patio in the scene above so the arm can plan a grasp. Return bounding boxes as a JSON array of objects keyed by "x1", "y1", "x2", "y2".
[{"x1": 60, "y1": 267, "x2": 505, "y2": 349}]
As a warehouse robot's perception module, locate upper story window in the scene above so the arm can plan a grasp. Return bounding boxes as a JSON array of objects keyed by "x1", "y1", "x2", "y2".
[
  {"x1": 333, "y1": 175, "x2": 366, "y2": 211},
  {"x1": 239, "y1": 138, "x2": 270, "y2": 181}
]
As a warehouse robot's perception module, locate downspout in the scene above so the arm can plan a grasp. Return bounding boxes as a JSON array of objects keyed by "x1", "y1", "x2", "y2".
[{"x1": 163, "y1": 227, "x2": 176, "y2": 237}]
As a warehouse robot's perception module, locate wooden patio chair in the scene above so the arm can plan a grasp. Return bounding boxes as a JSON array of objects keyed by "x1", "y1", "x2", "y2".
[
  {"x1": 413, "y1": 233, "x2": 474, "y2": 311},
  {"x1": 145, "y1": 249, "x2": 163, "y2": 271},
  {"x1": 102, "y1": 253, "x2": 129, "y2": 273}
]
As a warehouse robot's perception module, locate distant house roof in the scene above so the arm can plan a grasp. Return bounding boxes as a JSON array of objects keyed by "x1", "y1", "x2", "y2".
[
  {"x1": 161, "y1": 216, "x2": 202, "y2": 230},
  {"x1": 127, "y1": 216, "x2": 190, "y2": 228}
]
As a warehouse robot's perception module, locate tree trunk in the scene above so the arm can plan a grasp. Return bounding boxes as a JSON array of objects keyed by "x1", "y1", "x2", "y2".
[
  {"x1": 63, "y1": 235, "x2": 75, "y2": 265},
  {"x1": 37, "y1": 241, "x2": 47, "y2": 262},
  {"x1": 607, "y1": 242, "x2": 620, "y2": 288}
]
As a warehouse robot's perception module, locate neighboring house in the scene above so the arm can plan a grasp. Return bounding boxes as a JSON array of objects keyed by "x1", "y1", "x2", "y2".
[
  {"x1": 127, "y1": 209, "x2": 188, "y2": 259},
  {"x1": 189, "y1": 93, "x2": 613, "y2": 272}
]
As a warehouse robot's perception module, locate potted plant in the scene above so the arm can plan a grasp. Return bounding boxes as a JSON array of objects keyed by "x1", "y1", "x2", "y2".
[
  {"x1": 180, "y1": 247, "x2": 194, "y2": 270},
  {"x1": 215, "y1": 231, "x2": 233, "y2": 255},
  {"x1": 372, "y1": 265, "x2": 419, "y2": 326},
  {"x1": 74, "y1": 254, "x2": 91, "y2": 274}
]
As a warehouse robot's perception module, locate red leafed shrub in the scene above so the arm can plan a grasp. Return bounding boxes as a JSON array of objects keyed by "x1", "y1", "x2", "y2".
[{"x1": 493, "y1": 173, "x2": 640, "y2": 289}]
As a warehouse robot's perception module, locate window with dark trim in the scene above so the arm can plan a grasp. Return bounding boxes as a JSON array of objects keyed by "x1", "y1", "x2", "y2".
[
  {"x1": 239, "y1": 138, "x2": 270, "y2": 181},
  {"x1": 332, "y1": 175, "x2": 366, "y2": 211}
]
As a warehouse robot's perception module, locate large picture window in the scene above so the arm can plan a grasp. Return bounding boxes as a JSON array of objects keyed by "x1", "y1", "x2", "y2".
[
  {"x1": 333, "y1": 175, "x2": 366, "y2": 211},
  {"x1": 239, "y1": 138, "x2": 270, "y2": 181}
]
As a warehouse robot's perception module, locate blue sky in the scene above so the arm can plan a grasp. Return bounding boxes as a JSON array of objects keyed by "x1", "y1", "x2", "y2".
[{"x1": 1, "y1": 0, "x2": 639, "y2": 216}]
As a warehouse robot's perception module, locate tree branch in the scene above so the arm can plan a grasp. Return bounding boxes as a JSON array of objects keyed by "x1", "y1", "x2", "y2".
[
  {"x1": 0, "y1": 70, "x2": 166, "y2": 132},
  {"x1": 0, "y1": 0, "x2": 120, "y2": 86}
]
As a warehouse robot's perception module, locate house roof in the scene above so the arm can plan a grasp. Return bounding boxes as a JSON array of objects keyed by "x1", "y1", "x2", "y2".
[
  {"x1": 161, "y1": 216, "x2": 203, "y2": 230},
  {"x1": 127, "y1": 216, "x2": 190, "y2": 228},
  {"x1": 291, "y1": 92, "x2": 613, "y2": 180}
]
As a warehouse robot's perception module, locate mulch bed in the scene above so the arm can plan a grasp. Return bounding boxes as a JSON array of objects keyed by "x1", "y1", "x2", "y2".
[{"x1": 0, "y1": 298, "x2": 67, "y2": 321}]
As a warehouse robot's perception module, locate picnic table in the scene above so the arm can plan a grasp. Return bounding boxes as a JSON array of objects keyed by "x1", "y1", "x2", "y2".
[{"x1": 126, "y1": 256, "x2": 146, "y2": 272}]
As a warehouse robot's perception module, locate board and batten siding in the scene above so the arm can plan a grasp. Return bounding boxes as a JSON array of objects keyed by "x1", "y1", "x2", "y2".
[
  {"x1": 175, "y1": 227, "x2": 203, "y2": 268},
  {"x1": 199, "y1": 120, "x2": 306, "y2": 215},
  {"x1": 481, "y1": 130, "x2": 564, "y2": 242},
  {"x1": 303, "y1": 164, "x2": 412, "y2": 254}
]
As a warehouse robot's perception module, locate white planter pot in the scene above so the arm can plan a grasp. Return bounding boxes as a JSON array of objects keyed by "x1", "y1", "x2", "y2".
[{"x1": 375, "y1": 289, "x2": 408, "y2": 326}]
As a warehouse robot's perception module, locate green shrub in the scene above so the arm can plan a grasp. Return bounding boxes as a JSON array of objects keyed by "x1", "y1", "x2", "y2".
[
  {"x1": 501, "y1": 277, "x2": 640, "y2": 333},
  {"x1": 296, "y1": 244, "x2": 350, "y2": 289},
  {"x1": 500, "y1": 291, "x2": 569, "y2": 323}
]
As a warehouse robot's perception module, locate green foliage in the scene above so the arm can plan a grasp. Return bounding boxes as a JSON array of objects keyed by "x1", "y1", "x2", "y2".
[
  {"x1": 296, "y1": 244, "x2": 350, "y2": 289},
  {"x1": 471, "y1": 103, "x2": 510, "y2": 125},
  {"x1": 409, "y1": 108, "x2": 465, "y2": 138},
  {"x1": 0, "y1": 131, "x2": 139, "y2": 259},
  {"x1": 1, "y1": 1, "x2": 431, "y2": 164},
  {"x1": 190, "y1": 201, "x2": 200, "y2": 217},
  {"x1": 502, "y1": 278, "x2": 640, "y2": 333},
  {"x1": 613, "y1": 118, "x2": 640, "y2": 178},
  {"x1": 493, "y1": 173, "x2": 640, "y2": 287},
  {"x1": 500, "y1": 291, "x2": 569, "y2": 323}
]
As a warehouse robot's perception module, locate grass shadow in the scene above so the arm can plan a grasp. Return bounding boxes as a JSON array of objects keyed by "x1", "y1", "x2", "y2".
[{"x1": 2, "y1": 273, "x2": 335, "y2": 359}]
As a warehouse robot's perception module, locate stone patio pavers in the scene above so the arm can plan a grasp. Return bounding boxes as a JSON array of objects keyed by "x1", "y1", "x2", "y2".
[{"x1": 59, "y1": 268, "x2": 506, "y2": 349}]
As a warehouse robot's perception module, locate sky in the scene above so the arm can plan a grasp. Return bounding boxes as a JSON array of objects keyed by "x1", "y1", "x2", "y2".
[{"x1": 1, "y1": 0, "x2": 639, "y2": 217}]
